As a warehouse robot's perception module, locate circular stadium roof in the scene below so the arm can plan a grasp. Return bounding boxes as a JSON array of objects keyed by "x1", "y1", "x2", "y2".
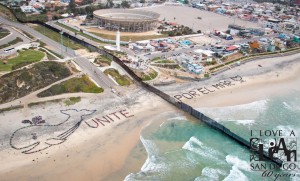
[{"x1": 93, "y1": 9, "x2": 160, "y2": 22}]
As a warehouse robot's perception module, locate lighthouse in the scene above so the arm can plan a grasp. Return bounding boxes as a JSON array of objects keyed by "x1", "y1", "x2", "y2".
[{"x1": 116, "y1": 30, "x2": 120, "y2": 51}]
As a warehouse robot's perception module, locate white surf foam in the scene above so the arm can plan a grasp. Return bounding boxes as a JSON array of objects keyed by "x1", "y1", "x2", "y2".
[
  {"x1": 198, "y1": 100, "x2": 268, "y2": 121},
  {"x1": 223, "y1": 155, "x2": 250, "y2": 181},
  {"x1": 225, "y1": 119, "x2": 255, "y2": 126},
  {"x1": 223, "y1": 166, "x2": 248, "y2": 181},
  {"x1": 182, "y1": 136, "x2": 222, "y2": 161},
  {"x1": 194, "y1": 167, "x2": 227, "y2": 181},
  {"x1": 225, "y1": 155, "x2": 251, "y2": 172},
  {"x1": 283, "y1": 101, "x2": 300, "y2": 111}
]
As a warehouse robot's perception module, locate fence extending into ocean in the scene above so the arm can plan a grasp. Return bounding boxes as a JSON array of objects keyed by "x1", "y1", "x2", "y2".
[
  {"x1": 0, "y1": 5, "x2": 283, "y2": 165},
  {"x1": 44, "y1": 22, "x2": 282, "y2": 166}
]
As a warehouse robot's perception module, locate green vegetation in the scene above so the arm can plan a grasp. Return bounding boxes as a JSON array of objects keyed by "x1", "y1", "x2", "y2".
[
  {"x1": 0, "y1": 49, "x2": 44, "y2": 71},
  {"x1": 12, "y1": 7, "x2": 48, "y2": 22},
  {"x1": 40, "y1": 47, "x2": 63, "y2": 59},
  {"x1": 0, "y1": 28, "x2": 10, "y2": 39},
  {"x1": 204, "y1": 73, "x2": 210, "y2": 78},
  {"x1": 94, "y1": 55, "x2": 112, "y2": 67},
  {"x1": 139, "y1": 68, "x2": 158, "y2": 81},
  {"x1": 104, "y1": 68, "x2": 132, "y2": 86},
  {"x1": 0, "y1": 61, "x2": 71, "y2": 104},
  {"x1": 0, "y1": 4, "x2": 17, "y2": 21},
  {"x1": 39, "y1": 49, "x2": 58, "y2": 60},
  {"x1": 0, "y1": 105, "x2": 24, "y2": 114},
  {"x1": 28, "y1": 99, "x2": 63, "y2": 107},
  {"x1": 37, "y1": 75, "x2": 103, "y2": 97},
  {"x1": 32, "y1": 24, "x2": 85, "y2": 50},
  {"x1": 55, "y1": 22, "x2": 106, "y2": 44},
  {"x1": 155, "y1": 60, "x2": 175, "y2": 64},
  {"x1": 64, "y1": 97, "x2": 81, "y2": 106},
  {"x1": 91, "y1": 31, "x2": 167, "y2": 42},
  {"x1": 0, "y1": 37, "x2": 23, "y2": 49},
  {"x1": 151, "y1": 57, "x2": 161, "y2": 62},
  {"x1": 21, "y1": 30, "x2": 34, "y2": 39},
  {"x1": 160, "y1": 25, "x2": 194, "y2": 36}
]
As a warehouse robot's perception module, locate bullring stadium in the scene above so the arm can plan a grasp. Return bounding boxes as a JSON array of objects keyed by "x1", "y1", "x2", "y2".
[{"x1": 93, "y1": 9, "x2": 160, "y2": 32}]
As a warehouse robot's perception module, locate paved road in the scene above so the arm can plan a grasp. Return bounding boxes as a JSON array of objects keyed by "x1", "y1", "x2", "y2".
[
  {"x1": 0, "y1": 16, "x2": 116, "y2": 89},
  {"x1": 0, "y1": 26, "x2": 31, "y2": 50}
]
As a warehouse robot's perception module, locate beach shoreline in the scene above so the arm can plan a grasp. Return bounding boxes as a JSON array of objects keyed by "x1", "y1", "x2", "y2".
[{"x1": 0, "y1": 53, "x2": 300, "y2": 180}]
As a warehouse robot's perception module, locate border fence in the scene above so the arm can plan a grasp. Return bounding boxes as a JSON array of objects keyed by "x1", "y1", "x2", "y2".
[{"x1": 0, "y1": 5, "x2": 283, "y2": 165}]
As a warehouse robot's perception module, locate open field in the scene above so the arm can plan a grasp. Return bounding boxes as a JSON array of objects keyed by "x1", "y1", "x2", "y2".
[
  {"x1": 104, "y1": 68, "x2": 131, "y2": 86},
  {"x1": 94, "y1": 54, "x2": 112, "y2": 67},
  {"x1": 0, "y1": 61, "x2": 71, "y2": 104},
  {"x1": 0, "y1": 49, "x2": 44, "y2": 71},
  {"x1": 144, "y1": 6, "x2": 259, "y2": 32},
  {"x1": 37, "y1": 75, "x2": 103, "y2": 97},
  {"x1": 31, "y1": 24, "x2": 85, "y2": 50}
]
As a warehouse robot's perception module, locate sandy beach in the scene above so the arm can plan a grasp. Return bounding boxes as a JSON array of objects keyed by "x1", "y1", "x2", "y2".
[{"x1": 1, "y1": 52, "x2": 300, "y2": 180}]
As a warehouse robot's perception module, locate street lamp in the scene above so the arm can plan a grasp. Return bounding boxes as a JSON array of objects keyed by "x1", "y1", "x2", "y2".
[{"x1": 60, "y1": 31, "x2": 64, "y2": 56}]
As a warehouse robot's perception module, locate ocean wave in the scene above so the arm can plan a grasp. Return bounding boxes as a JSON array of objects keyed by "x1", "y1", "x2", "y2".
[
  {"x1": 226, "y1": 119, "x2": 256, "y2": 126},
  {"x1": 223, "y1": 166, "x2": 248, "y2": 181},
  {"x1": 194, "y1": 167, "x2": 227, "y2": 181},
  {"x1": 197, "y1": 100, "x2": 268, "y2": 121},
  {"x1": 182, "y1": 136, "x2": 223, "y2": 162},
  {"x1": 225, "y1": 155, "x2": 251, "y2": 172},
  {"x1": 283, "y1": 101, "x2": 300, "y2": 111},
  {"x1": 223, "y1": 155, "x2": 251, "y2": 181},
  {"x1": 124, "y1": 136, "x2": 169, "y2": 181}
]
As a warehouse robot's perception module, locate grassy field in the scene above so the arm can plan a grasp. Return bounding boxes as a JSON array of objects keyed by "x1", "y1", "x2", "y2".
[
  {"x1": 94, "y1": 55, "x2": 112, "y2": 67},
  {"x1": 0, "y1": 49, "x2": 44, "y2": 71},
  {"x1": 39, "y1": 48, "x2": 58, "y2": 60},
  {"x1": 64, "y1": 97, "x2": 81, "y2": 106},
  {"x1": 91, "y1": 31, "x2": 167, "y2": 42},
  {"x1": 32, "y1": 24, "x2": 85, "y2": 50},
  {"x1": 155, "y1": 60, "x2": 175, "y2": 64},
  {"x1": 136, "y1": 68, "x2": 158, "y2": 81},
  {"x1": 0, "y1": 37, "x2": 23, "y2": 49},
  {"x1": 0, "y1": 61, "x2": 71, "y2": 104},
  {"x1": 37, "y1": 75, "x2": 104, "y2": 97},
  {"x1": 104, "y1": 68, "x2": 131, "y2": 86}
]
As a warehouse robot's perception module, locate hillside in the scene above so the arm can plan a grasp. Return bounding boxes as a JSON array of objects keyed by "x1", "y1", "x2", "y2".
[{"x1": 0, "y1": 61, "x2": 71, "y2": 104}]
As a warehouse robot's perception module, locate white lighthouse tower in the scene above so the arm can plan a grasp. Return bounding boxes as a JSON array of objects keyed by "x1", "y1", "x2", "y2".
[{"x1": 116, "y1": 30, "x2": 120, "y2": 51}]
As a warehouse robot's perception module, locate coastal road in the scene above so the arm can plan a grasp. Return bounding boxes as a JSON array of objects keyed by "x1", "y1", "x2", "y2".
[{"x1": 0, "y1": 16, "x2": 116, "y2": 89}]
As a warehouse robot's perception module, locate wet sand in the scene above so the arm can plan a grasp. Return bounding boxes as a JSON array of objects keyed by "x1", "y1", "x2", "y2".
[{"x1": 1, "y1": 53, "x2": 300, "y2": 181}]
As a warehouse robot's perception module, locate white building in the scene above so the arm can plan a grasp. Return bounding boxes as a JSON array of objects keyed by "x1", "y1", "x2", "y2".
[
  {"x1": 20, "y1": 6, "x2": 37, "y2": 13},
  {"x1": 194, "y1": 49, "x2": 214, "y2": 62}
]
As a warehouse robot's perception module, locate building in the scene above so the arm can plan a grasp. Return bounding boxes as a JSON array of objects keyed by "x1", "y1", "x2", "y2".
[
  {"x1": 20, "y1": 6, "x2": 37, "y2": 13},
  {"x1": 93, "y1": 9, "x2": 160, "y2": 32}
]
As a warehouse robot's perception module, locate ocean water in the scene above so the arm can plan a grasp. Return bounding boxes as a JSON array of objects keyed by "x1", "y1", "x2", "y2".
[{"x1": 125, "y1": 92, "x2": 300, "y2": 181}]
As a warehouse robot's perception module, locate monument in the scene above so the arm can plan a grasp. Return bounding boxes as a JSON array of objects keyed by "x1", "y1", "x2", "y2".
[{"x1": 116, "y1": 30, "x2": 120, "y2": 51}]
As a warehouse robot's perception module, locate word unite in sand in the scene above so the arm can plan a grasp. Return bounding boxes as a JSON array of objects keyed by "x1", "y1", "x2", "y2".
[
  {"x1": 174, "y1": 75, "x2": 246, "y2": 102},
  {"x1": 84, "y1": 109, "x2": 134, "y2": 128},
  {"x1": 10, "y1": 108, "x2": 133, "y2": 154}
]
